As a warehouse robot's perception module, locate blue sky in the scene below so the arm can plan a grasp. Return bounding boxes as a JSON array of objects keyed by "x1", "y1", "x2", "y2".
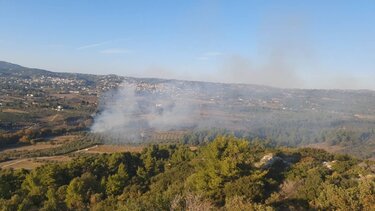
[{"x1": 0, "y1": 0, "x2": 374, "y2": 89}]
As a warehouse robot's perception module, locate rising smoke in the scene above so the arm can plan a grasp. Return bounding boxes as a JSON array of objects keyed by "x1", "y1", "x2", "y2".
[
  {"x1": 90, "y1": 76, "x2": 375, "y2": 145},
  {"x1": 91, "y1": 81, "x2": 215, "y2": 142},
  {"x1": 90, "y1": 11, "x2": 375, "y2": 143}
]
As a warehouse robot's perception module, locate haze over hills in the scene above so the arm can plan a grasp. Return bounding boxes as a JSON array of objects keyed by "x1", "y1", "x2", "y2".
[
  {"x1": 1, "y1": 1, "x2": 375, "y2": 209},
  {"x1": 1, "y1": 62, "x2": 374, "y2": 210},
  {"x1": 0, "y1": 61, "x2": 374, "y2": 159}
]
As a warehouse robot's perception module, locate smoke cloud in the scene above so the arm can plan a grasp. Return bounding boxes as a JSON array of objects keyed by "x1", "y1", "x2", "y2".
[
  {"x1": 90, "y1": 78, "x2": 270, "y2": 142},
  {"x1": 90, "y1": 11, "x2": 375, "y2": 143},
  {"x1": 91, "y1": 81, "x2": 212, "y2": 142},
  {"x1": 91, "y1": 76, "x2": 375, "y2": 144}
]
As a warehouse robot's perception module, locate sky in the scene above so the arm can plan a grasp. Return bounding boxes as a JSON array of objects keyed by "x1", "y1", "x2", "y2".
[{"x1": 0, "y1": 0, "x2": 374, "y2": 89}]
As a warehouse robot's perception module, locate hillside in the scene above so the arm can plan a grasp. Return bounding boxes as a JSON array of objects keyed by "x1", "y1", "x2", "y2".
[
  {"x1": 0, "y1": 137, "x2": 374, "y2": 210},
  {"x1": 1, "y1": 61, "x2": 375, "y2": 159}
]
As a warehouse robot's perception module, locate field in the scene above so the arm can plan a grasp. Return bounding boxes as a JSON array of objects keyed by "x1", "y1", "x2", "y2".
[
  {"x1": 77, "y1": 144, "x2": 144, "y2": 154},
  {"x1": 0, "y1": 133, "x2": 145, "y2": 170},
  {"x1": 0, "y1": 155, "x2": 72, "y2": 170},
  {"x1": 1, "y1": 143, "x2": 62, "y2": 153},
  {"x1": 305, "y1": 142, "x2": 346, "y2": 154},
  {"x1": 2, "y1": 108, "x2": 28, "y2": 114},
  {"x1": 1, "y1": 135, "x2": 79, "y2": 153},
  {"x1": 0, "y1": 143, "x2": 144, "y2": 170}
]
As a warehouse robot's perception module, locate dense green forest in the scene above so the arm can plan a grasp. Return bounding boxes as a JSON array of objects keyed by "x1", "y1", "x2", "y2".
[{"x1": 0, "y1": 136, "x2": 374, "y2": 210}]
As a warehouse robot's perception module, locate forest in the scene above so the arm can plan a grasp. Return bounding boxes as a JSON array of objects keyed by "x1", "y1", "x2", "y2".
[{"x1": 0, "y1": 136, "x2": 374, "y2": 210}]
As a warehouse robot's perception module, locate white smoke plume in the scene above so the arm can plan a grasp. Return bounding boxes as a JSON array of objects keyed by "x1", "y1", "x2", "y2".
[{"x1": 91, "y1": 80, "x2": 209, "y2": 142}]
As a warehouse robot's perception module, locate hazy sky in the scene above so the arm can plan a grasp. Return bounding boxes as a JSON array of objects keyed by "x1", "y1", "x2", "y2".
[{"x1": 0, "y1": 0, "x2": 374, "y2": 89}]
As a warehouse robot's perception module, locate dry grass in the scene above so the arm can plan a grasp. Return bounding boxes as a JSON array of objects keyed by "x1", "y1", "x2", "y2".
[
  {"x1": 305, "y1": 142, "x2": 345, "y2": 153},
  {"x1": 354, "y1": 114, "x2": 375, "y2": 121},
  {"x1": 2, "y1": 108, "x2": 28, "y2": 113},
  {"x1": 1, "y1": 135, "x2": 79, "y2": 153},
  {"x1": 189, "y1": 146, "x2": 198, "y2": 151},
  {"x1": 36, "y1": 155, "x2": 72, "y2": 162},
  {"x1": 0, "y1": 159, "x2": 42, "y2": 170},
  {"x1": 151, "y1": 131, "x2": 187, "y2": 141},
  {"x1": 0, "y1": 156, "x2": 72, "y2": 170},
  {"x1": 51, "y1": 93, "x2": 97, "y2": 104},
  {"x1": 49, "y1": 135, "x2": 81, "y2": 144},
  {"x1": 82, "y1": 144, "x2": 144, "y2": 154},
  {"x1": 2, "y1": 143, "x2": 62, "y2": 153},
  {"x1": 42, "y1": 114, "x2": 64, "y2": 122}
]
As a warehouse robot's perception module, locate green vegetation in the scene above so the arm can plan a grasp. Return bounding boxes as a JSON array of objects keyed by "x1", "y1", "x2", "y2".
[
  {"x1": 0, "y1": 134, "x2": 97, "y2": 163},
  {"x1": 1, "y1": 136, "x2": 374, "y2": 210},
  {"x1": 182, "y1": 128, "x2": 375, "y2": 159}
]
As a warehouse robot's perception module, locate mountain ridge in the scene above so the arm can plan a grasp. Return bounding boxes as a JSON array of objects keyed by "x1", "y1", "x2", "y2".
[{"x1": 1, "y1": 60, "x2": 374, "y2": 93}]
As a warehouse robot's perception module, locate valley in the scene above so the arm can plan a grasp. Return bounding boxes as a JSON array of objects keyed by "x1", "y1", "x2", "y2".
[{"x1": 1, "y1": 61, "x2": 374, "y2": 161}]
